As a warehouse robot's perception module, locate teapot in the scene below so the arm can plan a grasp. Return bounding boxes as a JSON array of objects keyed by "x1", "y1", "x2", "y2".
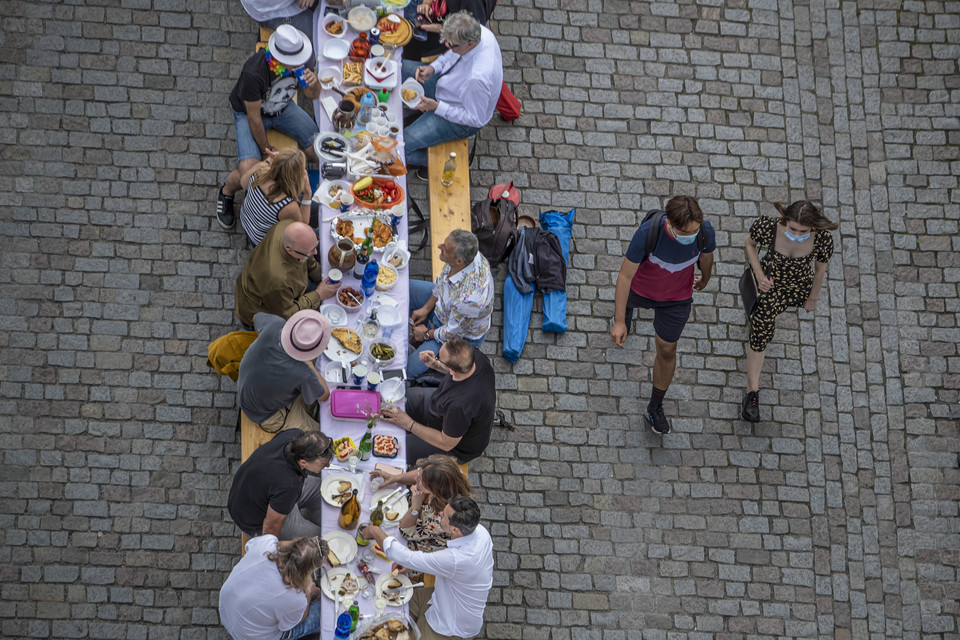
[{"x1": 332, "y1": 100, "x2": 356, "y2": 131}]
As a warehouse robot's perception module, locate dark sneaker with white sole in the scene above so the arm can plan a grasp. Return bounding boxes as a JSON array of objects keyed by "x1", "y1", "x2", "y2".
[
  {"x1": 216, "y1": 186, "x2": 235, "y2": 229},
  {"x1": 645, "y1": 404, "x2": 670, "y2": 435},
  {"x1": 742, "y1": 391, "x2": 760, "y2": 422}
]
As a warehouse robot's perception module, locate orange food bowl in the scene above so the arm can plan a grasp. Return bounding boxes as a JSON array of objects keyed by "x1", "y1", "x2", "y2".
[{"x1": 352, "y1": 177, "x2": 405, "y2": 210}]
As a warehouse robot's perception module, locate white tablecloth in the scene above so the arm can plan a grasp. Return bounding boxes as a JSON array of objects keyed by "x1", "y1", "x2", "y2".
[{"x1": 311, "y1": 5, "x2": 413, "y2": 637}]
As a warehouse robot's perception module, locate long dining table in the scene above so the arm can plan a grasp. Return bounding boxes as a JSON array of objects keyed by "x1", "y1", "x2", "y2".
[{"x1": 309, "y1": 3, "x2": 415, "y2": 638}]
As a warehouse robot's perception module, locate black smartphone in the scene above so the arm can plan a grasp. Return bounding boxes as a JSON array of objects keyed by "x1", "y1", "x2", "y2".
[{"x1": 381, "y1": 368, "x2": 406, "y2": 381}]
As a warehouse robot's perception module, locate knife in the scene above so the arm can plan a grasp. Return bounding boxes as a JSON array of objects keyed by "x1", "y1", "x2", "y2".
[
  {"x1": 376, "y1": 486, "x2": 404, "y2": 508},
  {"x1": 384, "y1": 581, "x2": 424, "y2": 594}
]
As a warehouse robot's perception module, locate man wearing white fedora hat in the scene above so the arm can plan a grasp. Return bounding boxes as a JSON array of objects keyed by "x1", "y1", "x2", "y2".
[
  {"x1": 237, "y1": 309, "x2": 332, "y2": 434},
  {"x1": 216, "y1": 24, "x2": 322, "y2": 230}
]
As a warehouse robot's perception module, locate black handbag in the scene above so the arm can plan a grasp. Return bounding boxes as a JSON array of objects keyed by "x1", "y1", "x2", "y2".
[
  {"x1": 739, "y1": 222, "x2": 778, "y2": 317},
  {"x1": 739, "y1": 268, "x2": 759, "y2": 317}
]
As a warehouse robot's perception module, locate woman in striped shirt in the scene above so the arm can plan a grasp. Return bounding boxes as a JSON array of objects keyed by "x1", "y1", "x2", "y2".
[{"x1": 238, "y1": 148, "x2": 313, "y2": 246}]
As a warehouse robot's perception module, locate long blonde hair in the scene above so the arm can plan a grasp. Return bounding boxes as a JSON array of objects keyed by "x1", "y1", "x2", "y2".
[
  {"x1": 268, "y1": 536, "x2": 328, "y2": 593},
  {"x1": 252, "y1": 148, "x2": 305, "y2": 203}
]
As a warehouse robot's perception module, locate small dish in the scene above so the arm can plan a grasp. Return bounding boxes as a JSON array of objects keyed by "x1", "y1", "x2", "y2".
[
  {"x1": 381, "y1": 242, "x2": 410, "y2": 270},
  {"x1": 336, "y1": 285, "x2": 365, "y2": 313},
  {"x1": 314, "y1": 131, "x2": 348, "y2": 163},
  {"x1": 323, "y1": 38, "x2": 350, "y2": 61},
  {"x1": 322, "y1": 13, "x2": 348, "y2": 38},
  {"x1": 375, "y1": 304, "x2": 402, "y2": 328},
  {"x1": 368, "y1": 337, "x2": 401, "y2": 368},
  {"x1": 375, "y1": 264, "x2": 399, "y2": 291},
  {"x1": 400, "y1": 78, "x2": 424, "y2": 108},
  {"x1": 320, "y1": 303, "x2": 347, "y2": 327},
  {"x1": 379, "y1": 377, "x2": 404, "y2": 403},
  {"x1": 315, "y1": 178, "x2": 351, "y2": 207}
]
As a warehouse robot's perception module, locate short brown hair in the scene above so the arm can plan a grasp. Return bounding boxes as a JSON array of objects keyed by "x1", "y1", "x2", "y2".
[
  {"x1": 441, "y1": 338, "x2": 475, "y2": 374},
  {"x1": 664, "y1": 195, "x2": 704, "y2": 229},
  {"x1": 415, "y1": 454, "x2": 472, "y2": 511},
  {"x1": 268, "y1": 536, "x2": 328, "y2": 593}
]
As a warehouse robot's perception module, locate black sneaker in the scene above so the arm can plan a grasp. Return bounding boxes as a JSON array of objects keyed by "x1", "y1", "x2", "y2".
[
  {"x1": 645, "y1": 404, "x2": 670, "y2": 435},
  {"x1": 742, "y1": 391, "x2": 760, "y2": 422},
  {"x1": 216, "y1": 186, "x2": 235, "y2": 229},
  {"x1": 414, "y1": 166, "x2": 429, "y2": 181}
]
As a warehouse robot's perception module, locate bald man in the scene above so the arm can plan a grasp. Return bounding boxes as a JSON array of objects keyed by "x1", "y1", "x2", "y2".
[{"x1": 235, "y1": 219, "x2": 339, "y2": 328}]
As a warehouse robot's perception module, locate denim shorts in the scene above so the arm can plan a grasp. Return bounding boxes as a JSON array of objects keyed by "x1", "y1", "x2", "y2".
[
  {"x1": 233, "y1": 101, "x2": 319, "y2": 162},
  {"x1": 625, "y1": 291, "x2": 692, "y2": 344}
]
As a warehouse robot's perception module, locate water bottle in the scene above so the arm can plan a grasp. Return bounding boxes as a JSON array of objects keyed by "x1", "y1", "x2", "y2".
[
  {"x1": 361, "y1": 260, "x2": 379, "y2": 297},
  {"x1": 358, "y1": 90, "x2": 377, "y2": 125},
  {"x1": 334, "y1": 612, "x2": 353, "y2": 639}
]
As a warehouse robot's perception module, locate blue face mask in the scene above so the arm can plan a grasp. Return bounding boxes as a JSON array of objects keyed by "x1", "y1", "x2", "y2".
[
  {"x1": 674, "y1": 231, "x2": 698, "y2": 245},
  {"x1": 784, "y1": 230, "x2": 811, "y2": 243}
]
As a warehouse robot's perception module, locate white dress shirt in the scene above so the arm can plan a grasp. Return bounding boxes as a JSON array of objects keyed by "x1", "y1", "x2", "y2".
[
  {"x1": 429, "y1": 26, "x2": 503, "y2": 129},
  {"x1": 383, "y1": 524, "x2": 494, "y2": 638}
]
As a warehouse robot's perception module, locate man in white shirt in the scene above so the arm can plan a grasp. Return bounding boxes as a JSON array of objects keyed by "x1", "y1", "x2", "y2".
[
  {"x1": 362, "y1": 496, "x2": 493, "y2": 640},
  {"x1": 401, "y1": 11, "x2": 503, "y2": 167}
]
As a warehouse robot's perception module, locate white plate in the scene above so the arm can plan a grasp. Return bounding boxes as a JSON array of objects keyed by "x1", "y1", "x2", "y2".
[
  {"x1": 314, "y1": 132, "x2": 348, "y2": 163},
  {"x1": 320, "y1": 473, "x2": 359, "y2": 507},
  {"x1": 369, "y1": 487, "x2": 409, "y2": 523},
  {"x1": 322, "y1": 530, "x2": 359, "y2": 565},
  {"x1": 315, "y1": 179, "x2": 352, "y2": 207},
  {"x1": 325, "y1": 336, "x2": 362, "y2": 365},
  {"x1": 323, "y1": 38, "x2": 350, "y2": 61},
  {"x1": 375, "y1": 573, "x2": 413, "y2": 606},
  {"x1": 347, "y1": 5, "x2": 377, "y2": 31},
  {"x1": 320, "y1": 566, "x2": 363, "y2": 601}
]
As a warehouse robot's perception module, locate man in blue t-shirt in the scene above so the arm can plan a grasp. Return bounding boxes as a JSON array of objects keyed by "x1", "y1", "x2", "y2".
[{"x1": 611, "y1": 196, "x2": 716, "y2": 435}]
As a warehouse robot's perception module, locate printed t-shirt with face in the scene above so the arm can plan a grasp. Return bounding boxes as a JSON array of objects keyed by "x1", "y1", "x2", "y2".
[
  {"x1": 425, "y1": 350, "x2": 496, "y2": 461},
  {"x1": 227, "y1": 428, "x2": 306, "y2": 536},
  {"x1": 625, "y1": 216, "x2": 717, "y2": 302},
  {"x1": 229, "y1": 50, "x2": 313, "y2": 117}
]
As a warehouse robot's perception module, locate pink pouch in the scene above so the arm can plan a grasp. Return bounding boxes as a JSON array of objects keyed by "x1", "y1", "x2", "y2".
[{"x1": 330, "y1": 388, "x2": 381, "y2": 420}]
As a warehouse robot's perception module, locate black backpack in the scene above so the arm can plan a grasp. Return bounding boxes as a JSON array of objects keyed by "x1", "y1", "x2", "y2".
[
  {"x1": 471, "y1": 197, "x2": 518, "y2": 268},
  {"x1": 640, "y1": 209, "x2": 708, "y2": 257}
]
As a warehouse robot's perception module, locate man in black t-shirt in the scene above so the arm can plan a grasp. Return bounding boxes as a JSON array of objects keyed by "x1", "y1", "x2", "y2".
[
  {"x1": 380, "y1": 338, "x2": 496, "y2": 465},
  {"x1": 227, "y1": 429, "x2": 333, "y2": 539},
  {"x1": 215, "y1": 25, "x2": 322, "y2": 230}
]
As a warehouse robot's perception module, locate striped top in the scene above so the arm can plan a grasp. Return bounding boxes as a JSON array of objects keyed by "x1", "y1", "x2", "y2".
[{"x1": 240, "y1": 175, "x2": 295, "y2": 246}]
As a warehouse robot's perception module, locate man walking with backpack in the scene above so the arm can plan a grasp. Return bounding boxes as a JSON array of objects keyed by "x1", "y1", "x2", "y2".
[{"x1": 610, "y1": 196, "x2": 716, "y2": 435}]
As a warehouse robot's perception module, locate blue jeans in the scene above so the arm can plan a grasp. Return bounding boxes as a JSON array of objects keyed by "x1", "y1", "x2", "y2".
[
  {"x1": 259, "y1": 9, "x2": 316, "y2": 40},
  {"x1": 233, "y1": 101, "x2": 319, "y2": 162},
  {"x1": 400, "y1": 60, "x2": 480, "y2": 167},
  {"x1": 279, "y1": 601, "x2": 322, "y2": 640},
  {"x1": 407, "y1": 279, "x2": 485, "y2": 378}
]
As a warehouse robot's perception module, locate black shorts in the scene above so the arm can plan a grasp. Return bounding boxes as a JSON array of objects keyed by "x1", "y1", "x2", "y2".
[{"x1": 625, "y1": 291, "x2": 692, "y2": 344}]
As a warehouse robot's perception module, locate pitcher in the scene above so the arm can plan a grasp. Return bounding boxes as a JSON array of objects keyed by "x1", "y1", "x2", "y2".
[{"x1": 328, "y1": 237, "x2": 357, "y2": 271}]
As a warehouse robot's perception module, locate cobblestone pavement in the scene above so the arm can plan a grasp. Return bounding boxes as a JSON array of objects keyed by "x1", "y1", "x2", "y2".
[{"x1": 1, "y1": 0, "x2": 958, "y2": 638}]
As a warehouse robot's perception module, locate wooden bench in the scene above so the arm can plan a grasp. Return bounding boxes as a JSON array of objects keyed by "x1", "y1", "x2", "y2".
[
  {"x1": 427, "y1": 138, "x2": 472, "y2": 279},
  {"x1": 240, "y1": 410, "x2": 276, "y2": 555},
  {"x1": 421, "y1": 461, "x2": 469, "y2": 588},
  {"x1": 256, "y1": 26, "x2": 300, "y2": 152}
]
